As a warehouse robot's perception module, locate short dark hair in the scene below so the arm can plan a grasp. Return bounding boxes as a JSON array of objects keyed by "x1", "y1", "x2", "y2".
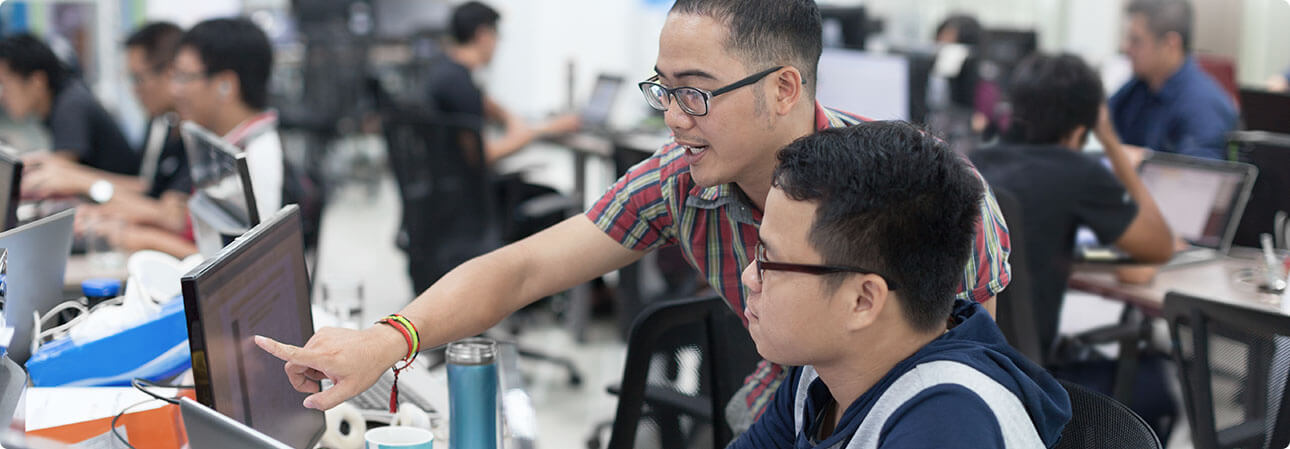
[
  {"x1": 772, "y1": 122, "x2": 984, "y2": 332},
  {"x1": 1128, "y1": 0, "x2": 1193, "y2": 52},
  {"x1": 936, "y1": 14, "x2": 983, "y2": 45},
  {"x1": 126, "y1": 22, "x2": 184, "y2": 73},
  {"x1": 0, "y1": 34, "x2": 70, "y2": 94},
  {"x1": 179, "y1": 18, "x2": 273, "y2": 110},
  {"x1": 451, "y1": 1, "x2": 500, "y2": 44},
  {"x1": 670, "y1": 0, "x2": 822, "y2": 95},
  {"x1": 1003, "y1": 53, "x2": 1103, "y2": 145}
]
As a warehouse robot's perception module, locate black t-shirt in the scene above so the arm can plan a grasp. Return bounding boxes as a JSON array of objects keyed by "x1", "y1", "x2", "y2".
[
  {"x1": 970, "y1": 144, "x2": 1138, "y2": 353},
  {"x1": 44, "y1": 82, "x2": 140, "y2": 175},
  {"x1": 424, "y1": 56, "x2": 483, "y2": 118},
  {"x1": 145, "y1": 123, "x2": 191, "y2": 198}
]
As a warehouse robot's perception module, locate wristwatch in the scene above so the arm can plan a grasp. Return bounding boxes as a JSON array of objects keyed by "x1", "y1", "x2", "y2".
[{"x1": 89, "y1": 179, "x2": 115, "y2": 204}]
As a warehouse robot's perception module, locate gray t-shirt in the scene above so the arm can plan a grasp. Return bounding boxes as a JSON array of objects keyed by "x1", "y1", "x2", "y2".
[{"x1": 44, "y1": 81, "x2": 139, "y2": 175}]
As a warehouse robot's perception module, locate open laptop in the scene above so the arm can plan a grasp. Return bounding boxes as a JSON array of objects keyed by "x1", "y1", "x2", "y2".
[
  {"x1": 181, "y1": 205, "x2": 323, "y2": 449},
  {"x1": 1239, "y1": 88, "x2": 1290, "y2": 134},
  {"x1": 0, "y1": 209, "x2": 75, "y2": 364},
  {"x1": 579, "y1": 74, "x2": 623, "y2": 133},
  {"x1": 0, "y1": 147, "x2": 22, "y2": 231},
  {"x1": 180, "y1": 121, "x2": 261, "y2": 258},
  {"x1": 1079, "y1": 152, "x2": 1258, "y2": 267}
]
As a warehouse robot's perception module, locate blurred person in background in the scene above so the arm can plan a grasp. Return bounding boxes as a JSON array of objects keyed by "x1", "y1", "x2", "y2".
[{"x1": 1109, "y1": 0, "x2": 1236, "y2": 160}]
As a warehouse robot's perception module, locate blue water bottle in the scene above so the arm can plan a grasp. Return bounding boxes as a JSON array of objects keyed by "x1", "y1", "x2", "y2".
[{"x1": 446, "y1": 337, "x2": 498, "y2": 449}]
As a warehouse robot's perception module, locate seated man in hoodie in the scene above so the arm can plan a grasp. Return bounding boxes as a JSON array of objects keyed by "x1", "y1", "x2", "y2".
[{"x1": 730, "y1": 122, "x2": 1070, "y2": 448}]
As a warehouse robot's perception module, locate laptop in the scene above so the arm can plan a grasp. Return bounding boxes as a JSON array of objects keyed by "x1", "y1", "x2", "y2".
[
  {"x1": 181, "y1": 205, "x2": 323, "y2": 449},
  {"x1": 180, "y1": 397, "x2": 293, "y2": 449},
  {"x1": 579, "y1": 74, "x2": 623, "y2": 133},
  {"x1": 180, "y1": 121, "x2": 261, "y2": 257},
  {"x1": 0, "y1": 147, "x2": 22, "y2": 231},
  {"x1": 1079, "y1": 152, "x2": 1258, "y2": 267},
  {"x1": 0, "y1": 209, "x2": 75, "y2": 363},
  {"x1": 1238, "y1": 88, "x2": 1290, "y2": 135}
]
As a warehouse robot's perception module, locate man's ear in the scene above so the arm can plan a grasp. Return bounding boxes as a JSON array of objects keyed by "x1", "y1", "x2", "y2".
[
  {"x1": 772, "y1": 67, "x2": 804, "y2": 116},
  {"x1": 1164, "y1": 31, "x2": 1185, "y2": 53},
  {"x1": 213, "y1": 71, "x2": 238, "y2": 101},
  {"x1": 30, "y1": 70, "x2": 49, "y2": 92},
  {"x1": 841, "y1": 274, "x2": 891, "y2": 332}
]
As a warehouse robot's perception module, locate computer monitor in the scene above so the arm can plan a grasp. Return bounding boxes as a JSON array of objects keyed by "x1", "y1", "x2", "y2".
[
  {"x1": 579, "y1": 74, "x2": 623, "y2": 131},
  {"x1": 1238, "y1": 88, "x2": 1290, "y2": 134},
  {"x1": 819, "y1": 6, "x2": 872, "y2": 50},
  {"x1": 1229, "y1": 130, "x2": 1290, "y2": 248},
  {"x1": 817, "y1": 48, "x2": 909, "y2": 121},
  {"x1": 1139, "y1": 152, "x2": 1257, "y2": 252},
  {"x1": 0, "y1": 209, "x2": 75, "y2": 364},
  {"x1": 980, "y1": 29, "x2": 1037, "y2": 87},
  {"x1": 0, "y1": 147, "x2": 22, "y2": 231},
  {"x1": 181, "y1": 121, "x2": 261, "y2": 257},
  {"x1": 181, "y1": 205, "x2": 323, "y2": 449}
]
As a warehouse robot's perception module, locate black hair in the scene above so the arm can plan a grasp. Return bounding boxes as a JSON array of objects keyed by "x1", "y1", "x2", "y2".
[
  {"x1": 125, "y1": 22, "x2": 184, "y2": 73},
  {"x1": 1128, "y1": 0, "x2": 1193, "y2": 52},
  {"x1": 936, "y1": 14, "x2": 983, "y2": 46},
  {"x1": 450, "y1": 1, "x2": 501, "y2": 45},
  {"x1": 0, "y1": 34, "x2": 71, "y2": 94},
  {"x1": 670, "y1": 0, "x2": 822, "y2": 94},
  {"x1": 772, "y1": 121, "x2": 984, "y2": 332},
  {"x1": 178, "y1": 18, "x2": 273, "y2": 110},
  {"x1": 1002, "y1": 53, "x2": 1103, "y2": 145}
]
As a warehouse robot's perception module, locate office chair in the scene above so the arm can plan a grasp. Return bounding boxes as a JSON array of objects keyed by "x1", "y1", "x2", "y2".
[
  {"x1": 1164, "y1": 292, "x2": 1290, "y2": 449},
  {"x1": 990, "y1": 187, "x2": 1045, "y2": 365},
  {"x1": 592, "y1": 295, "x2": 761, "y2": 449},
  {"x1": 379, "y1": 104, "x2": 582, "y2": 385},
  {"x1": 1055, "y1": 379, "x2": 1162, "y2": 449}
]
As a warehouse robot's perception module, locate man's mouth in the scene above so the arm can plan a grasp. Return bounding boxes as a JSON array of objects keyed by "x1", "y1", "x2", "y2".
[{"x1": 682, "y1": 144, "x2": 709, "y2": 156}]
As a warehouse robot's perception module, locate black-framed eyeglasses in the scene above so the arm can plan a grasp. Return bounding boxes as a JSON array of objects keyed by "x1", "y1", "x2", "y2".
[
  {"x1": 638, "y1": 66, "x2": 782, "y2": 117},
  {"x1": 754, "y1": 243, "x2": 900, "y2": 290}
]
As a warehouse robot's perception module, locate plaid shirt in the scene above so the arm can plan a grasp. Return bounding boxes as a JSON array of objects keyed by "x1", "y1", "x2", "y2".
[{"x1": 585, "y1": 102, "x2": 1012, "y2": 424}]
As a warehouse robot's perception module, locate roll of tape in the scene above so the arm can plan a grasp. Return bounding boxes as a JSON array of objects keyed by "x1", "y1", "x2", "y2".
[
  {"x1": 393, "y1": 403, "x2": 432, "y2": 430},
  {"x1": 321, "y1": 402, "x2": 366, "y2": 449}
]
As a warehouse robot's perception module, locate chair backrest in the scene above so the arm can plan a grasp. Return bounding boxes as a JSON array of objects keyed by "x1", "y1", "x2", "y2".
[
  {"x1": 1164, "y1": 292, "x2": 1290, "y2": 449},
  {"x1": 380, "y1": 104, "x2": 498, "y2": 287},
  {"x1": 1056, "y1": 379, "x2": 1163, "y2": 449},
  {"x1": 608, "y1": 295, "x2": 761, "y2": 449},
  {"x1": 1196, "y1": 54, "x2": 1240, "y2": 106},
  {"x1": 990, "y1": 187, "x2": 1045, "y2": 365}
]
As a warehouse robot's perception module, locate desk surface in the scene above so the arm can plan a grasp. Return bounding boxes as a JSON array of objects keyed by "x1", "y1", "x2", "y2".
[
  {"x1": 63, "y1": 255, "x2": 129, "y2": 293},
  {"x1": 1068, "y1": 256, "x2": 1285, "y2": 316}
]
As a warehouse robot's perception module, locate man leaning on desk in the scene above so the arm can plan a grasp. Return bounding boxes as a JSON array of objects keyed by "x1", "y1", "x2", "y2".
[
  {"x1": 1109, "y1": 0, "x2": 1237, "y2": 160},
  {"x1": 257, "y1": 0, "x2": 1012, "y2": 436}
]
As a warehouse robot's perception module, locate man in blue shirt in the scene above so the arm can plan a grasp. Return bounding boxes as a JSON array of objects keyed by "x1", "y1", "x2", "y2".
[
  {"x1": 1109, "y1": 0, "x2": 1236, "y2": 160},
  {"x1": 730, "y1": 122, "x2": 1070, "y2": 448}
]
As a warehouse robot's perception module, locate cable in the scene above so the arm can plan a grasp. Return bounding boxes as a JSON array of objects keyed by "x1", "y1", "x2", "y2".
[
  {"x1": 111, "y1": 399, "x2": 157, "y2": 449},
  {"x1": 130, "y1": 377, "x2": 194, "y2": 404}
]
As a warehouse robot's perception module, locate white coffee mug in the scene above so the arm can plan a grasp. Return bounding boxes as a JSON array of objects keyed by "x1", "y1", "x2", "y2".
[{"x1": 365, "y1": 426, "x2": 434, "y2": 449}]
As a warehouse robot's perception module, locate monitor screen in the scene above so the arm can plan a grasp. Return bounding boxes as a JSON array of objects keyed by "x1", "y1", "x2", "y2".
[
  {"x1": 181, "y1": 205, "x2": 322, "y2": 449},
  {"x1": 0, "y1": 148, "x2": 21, "y2": 231},
  {"x1": 182, "y1": 121, "x2": 260, "y2": 228},
  {"x1": 1140, "y1": 157, "x2": 1252, "y2": 249},
  {"x1": 580, "y1": 75, "x2": 622, "y2": 129}
]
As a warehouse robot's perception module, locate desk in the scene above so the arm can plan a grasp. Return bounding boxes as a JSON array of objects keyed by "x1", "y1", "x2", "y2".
[
  {"x1": 62, "y1": 255, "x2": 128, "y2": 295},
  {"x1": 547, "y1": 130, "x2": 667, "y2": 207},
  {"x1": 1067, "y1": 253, "x2": 1286, "y2": 403}
]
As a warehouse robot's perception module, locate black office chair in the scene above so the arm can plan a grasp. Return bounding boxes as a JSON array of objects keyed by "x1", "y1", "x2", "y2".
[
  {"x1": 380, "y1": 104, "x2": 582, "y2": 385},
  {"x1": 595, "y1": 295, "x2": 761, "y2": 449},
  {"x1": 1164, "y1": 292, "x2": 1290, "y2": 449},
  {"x1": 990, "y1": 187, "x2": 1045, "y2": 365},
  {"x1": 1055, "y1": 379, "x2": 1162, "y2": 449}
]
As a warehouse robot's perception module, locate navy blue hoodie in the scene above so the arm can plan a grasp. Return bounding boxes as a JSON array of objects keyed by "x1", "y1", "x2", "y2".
[{"x1": 730, "y1": 299, "x2": 1071, "y2": 448}]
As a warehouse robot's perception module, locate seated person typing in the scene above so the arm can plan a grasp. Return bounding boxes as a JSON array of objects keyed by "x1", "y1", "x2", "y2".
[
  {"x1": 0, "y1": 34, "x2": 139, "y2": 175},
  {"x1": 971, "y1": 54, "x2": 1174, "y2": 357},
  {"x1": 730, "y1": 122, "x2": 1070, "y2": 448}
]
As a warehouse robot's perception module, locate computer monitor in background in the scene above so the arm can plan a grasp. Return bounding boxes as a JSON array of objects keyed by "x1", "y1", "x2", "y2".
[
  {"x1": 819, "y1": 6, "x2": 873, "y2": 50},
  {"x1": 181, "y1": 121, "x2": 261, "y2": 258},
  {"x1": 580, "y1": 74, "x2": 623, "y2": 132},
  {"x1": 980, "y1": 29, "x2": 1038, "y2": 88},
  {"x1": 181, "y1": 205, "x2": 323, "y2": 449},
  {"x1": 1229, "y1": 130, "x2": 1290, "y2": 248},
  {"x1": 817, "y1": 48, "x2": 909, "y2": 121},
  {"x1": 1139, "y1": 153, "x2": 1257, "y2": 252},
  {"x1": 1238, "y1": 88, "x2": 1290, "y2": 134},
  {"x1": 0, "y1": 147, "x2": 22, "y2": 231},
  {"x1": 0, "y1": 209, "x2": 75, "y2": 364}
]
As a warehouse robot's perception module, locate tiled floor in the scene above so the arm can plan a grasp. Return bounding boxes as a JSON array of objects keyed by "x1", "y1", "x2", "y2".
[{"x1": 311, "y1": 142, "x2": 1194, "y2": 448}]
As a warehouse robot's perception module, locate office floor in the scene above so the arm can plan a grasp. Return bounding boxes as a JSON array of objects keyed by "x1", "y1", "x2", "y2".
[{"x1": 309, "y1": 141, "x2": 1195, "y2": 449}]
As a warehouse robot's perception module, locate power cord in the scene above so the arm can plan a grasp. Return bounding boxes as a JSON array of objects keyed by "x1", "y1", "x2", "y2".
[{"x1": 108, "y1": 378, "x2": 196, "y2": 448}]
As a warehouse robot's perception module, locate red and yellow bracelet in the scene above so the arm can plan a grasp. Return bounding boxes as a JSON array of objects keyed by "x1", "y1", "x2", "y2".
[{"x1": 377, "y1": 314, "x2": 421, "y2": 413}]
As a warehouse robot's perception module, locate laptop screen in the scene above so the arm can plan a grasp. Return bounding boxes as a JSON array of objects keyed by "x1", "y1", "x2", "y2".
[
  {"x1": 1139, "y1": 154, "x2": 1255, "y2": 249},
  {"x1": 580, "y1": 75, "x2": 622, "y2": 129},
  {"x1": 0, "y1": 148, "x2": 21, "y2": 231},
  {"x1": 182, "y1": 205, "x2": 323, "y2": 449}
]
